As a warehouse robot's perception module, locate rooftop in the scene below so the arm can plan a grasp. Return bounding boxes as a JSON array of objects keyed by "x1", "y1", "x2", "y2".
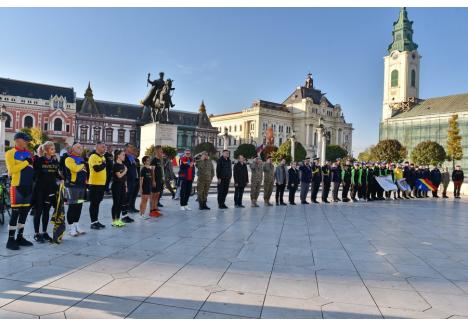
[
  {"x1": 391, "y1": 93, "x2": 468, "y2": 119},
  {"x1": 0, "y1": 77, "x2": 75, "y2": 102}
]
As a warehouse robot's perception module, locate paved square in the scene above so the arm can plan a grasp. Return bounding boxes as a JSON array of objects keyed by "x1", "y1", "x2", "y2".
[{"x1": 1, "y1": 194, "x2": 468, "y2": 319}]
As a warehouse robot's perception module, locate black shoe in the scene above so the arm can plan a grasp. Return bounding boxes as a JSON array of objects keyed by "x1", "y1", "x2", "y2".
[
  {"x1": 122, "y1": 216, "x2": 134, "y2": 223},
  {"x1": 42, "y1": 233, "x2": 53, "y2": 242},
  {"x1": 333, "y1": 199, "x2": 339, "y2": 202},
  {"x1": 6, "y1": 238, "x2": 20, "y2": 250},
  {"x1": 302, "y1": 201, "x2": 310, "y2": 204},
  {"x1": 219, "y1": 205, "x2": 228, "y2": 209},
  {"x1": 276, "y1": 202, "x2": 280, "y2": 206},
  {"x1": 280, "y1": 202, "x2": 287, "y2": 206},
  {"x1": 290, "y1": 202, "x2": 296, "y2": 205},
  {"x1": 34, "y1": 233, "x2": 45, "y2": 243},
  {"x1": 158, "y1": 203, "x2": 164, "y2": 208},
  {"x1": 129, "y1": 208, "x2": 139, "y2": 213},
  {"x1": 323, "y1": 200, "x2": 330, "y2": 203},
  {"x1": 91, "y1": 223, "x2": 101, "y2": 230},
  {"x1": 312, "y1": 200, "x2": 319, "y2": 204},
  {"x1": 16, "y1": 235, "x2": 33, "y2": 247}
]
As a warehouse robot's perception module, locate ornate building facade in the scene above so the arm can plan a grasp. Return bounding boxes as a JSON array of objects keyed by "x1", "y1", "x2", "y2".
[
  {"x1": 379, "y1": 8, "x2": 468, "y2": 169},
  {"x1": 209, "y1": 74, "x2": 353, "y2": 158},
  {"x1": 0, "y1": 78, "x2": 77, "y2": 150}
]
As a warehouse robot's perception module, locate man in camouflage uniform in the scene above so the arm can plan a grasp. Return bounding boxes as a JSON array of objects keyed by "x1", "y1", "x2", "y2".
[
  {"x1": 250, "y1": 157, "x2": 263, "y2": 207},
  {"x1": 263, "y1": 157, "x2": 275, "y2": 206},
  {"x1": 196, "y1": 152, "x2": 214, "y2": 210}
]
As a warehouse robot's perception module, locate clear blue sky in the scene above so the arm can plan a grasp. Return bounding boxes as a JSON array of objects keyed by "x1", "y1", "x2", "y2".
[{"x1": 1, "y1": 7, "x2": 467, "y2": 154}]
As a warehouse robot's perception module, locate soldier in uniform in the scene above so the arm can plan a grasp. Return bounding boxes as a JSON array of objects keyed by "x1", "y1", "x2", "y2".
[
  {"x1": 249, "y1": 157, "x2": 263, "y2": 207},
  {"x1": 263, "y1": 157, "x2": 275, "y2": 206},
  {"x1": 310, "y1": 158, "x2": 322, "y2": 203},
  {"x1": 330, "y1": 162, "x2": 341, "y2": 202},
  {"x1": 321, "y1": 160, "x2": 331, "y2": 203},
  {"x1": 350, "y1": 162, "x2": 361, "y2": 202},
  {"x1": 287, "y1": 161, "x2": 300, "y2": 205},
  {"x1": 358, "y1": 162, "x2": 368, "y2": 200},
  {"x1": 196, "y1": 152, "x2": 214, "y2": 210},
  {"x1": 341, "y1": 161, "x2": 352, "y2": 202},
  {"x1": 299, "y1": 158, "x2": 312, "y2": 204}
]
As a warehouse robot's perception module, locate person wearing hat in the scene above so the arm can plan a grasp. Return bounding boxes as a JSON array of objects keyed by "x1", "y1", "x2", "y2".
[
  {"x1": 350, "y1": 162, "x2": 361, "y2": 202},
  {"x1": 287, "y1": 161, "x2": 300, "y2": 205},
  {"x1": 195, "y1": 151, "x2": 214, "y2": 210},
  {"x1": 5, "y1": 132, "x2": 35, "y2": 250},
  {"x1": 299, "y1": 158, "x2": 312, "y2": 204},
  {"x1": 321, "y1": 160, "x2": 331, "y2": 203},
  {"x1": 310, "y1": 158, "x2": 322, "y2": 204},
  {"x1": 341, "y1": 160, "x2": 352, "y2": 202},
  {"x1": 216, "y1": 149, "x2": 232, "y2": 209},
  {"x1": 263, "y1": 156, "x2": 275, "y2": 206},
  {"x1": 330, "y1": 161, "x2": 341, "y2": 202},
  {"x1": 250, "y1": 156, "x2": 263, "y2": 207},
  {"x1": 358, "y1": 162, "x2": 368, "y2": 200}
]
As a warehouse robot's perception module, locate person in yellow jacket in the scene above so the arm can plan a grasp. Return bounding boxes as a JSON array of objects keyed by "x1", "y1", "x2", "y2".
[
  {"x1": 64, "y1": 142, "x2": 88, "y2": 236},
  {"x1": 87, "y1": 142, "x2": 108, "y2": 230},
  {"x1": 393, "y1": 163, "x2": 405, "y2": 199},
  {"x1": 5, "y1": 132, "x2": 35, "y2": 250}
]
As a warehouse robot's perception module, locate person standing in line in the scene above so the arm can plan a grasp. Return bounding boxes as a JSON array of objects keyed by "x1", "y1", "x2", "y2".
[
  {"x1": 233, "y1": 155, "x2": 249, "y2": 208},
  {"x1": 299, "y1": 158, "x2": 312, "y2": 204},
  {"x1": 452, "y1": 165, "x2": 464, "y2": 199},
  {"x1": 274, "y1": 158, "x2": 288, "y2": 206},
  {"x1": 88, "y1": 142, "x2": 108, "y2": 229},
  {"x1": 179, "y1": 148, "x2": 195, "y2": 211},
  {"x1": 5, "y1": 132, "x2": 35, "y2": 250},
  {"x1": 287, "y1": 161, "x2": 299, "y2": 205},
  {"x1": 123, "y1": 144, "x2": 139, "y2": 213},
  {"x1": 341, "y1": 161, "x2": 352, "y2": 202},
  {"x1": 104, "y1": 150, "x2": 113, "y2": 195},
  {"x1": 402, "y1": 161, "x2": 412, "y2": 199},
  {"x1": 196, "y1": 151, "x2": 214, "y2": 210},
  {"x1": 393, "y1": 163, "x2": 404, "y2": 199},
  {"x1": 263, "y1": 157, "x2": 275, "y2": 206},
  {"x1": 64, "y1": 143, "x2": 88, "y2": 237},
  {"x1": 441, "y1": 167, "x2": 450, "y2": 199},
  {"x1": 150, "y1": 145, "x2": 164, "y2": 217},
  {"x1": 216, "y1": 149, "x2": 232, "y2": 209},
  {"x1": 350, "y1": 162, "x2": 361, "y2": 202},
  {"x1": 430, "y1": 165, "x2": 442, "y2": 198},
  {"x1": 330, "y1": 162, "x2": 341, "y2": 202},
  {"x1": 421, "y1": 165, "x2": 431, "y2": 198},
  {"x1": 32, "y1": 141, "x2": 62, "y2": 243},
  {"x1": 366, "y1": 162, "x2": 376, "y2": 201},
  {"x1": 310, "y1": 158, "x2": 322, "y2": 204},
  {"x1": 163, "y1": 153, "x2": 176, "y2": 199},
  {"x1": 321, "y1": 160, "x2": 331, "y2": 203},
  {"x1": 250, "y1": 156, "x2": 263, "y2": 207},
  {"x1": 111, "y1": 150, "x2": 128, "y2": 227},
  {"x1": 139, "y1": 156, "x2": 152, "y2": 219},
  {"x1": 358, "y1": 162, "x2": 368, "y2": 200}
]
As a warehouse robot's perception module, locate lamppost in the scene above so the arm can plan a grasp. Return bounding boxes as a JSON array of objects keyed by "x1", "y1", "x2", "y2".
[{"x1": 290, "y1": 132, "x2": 296, "y2": 162}]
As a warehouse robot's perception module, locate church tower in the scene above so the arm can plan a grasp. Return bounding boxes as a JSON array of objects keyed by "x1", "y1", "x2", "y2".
[{"x1": 382, "y1": 8, "x2": 420, "y2": 120}]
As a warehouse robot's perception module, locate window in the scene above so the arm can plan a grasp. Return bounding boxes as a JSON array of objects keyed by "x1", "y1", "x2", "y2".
[
  {"x1": 5, "y1": 114, "x2": 12, "y2": 128},
  {"x1": 129, "y1": 130, "x2": 136, "y2": 144},
  {"x1": 118, "y1": 129, "x2": 125, "y2": 143},
  {"x1": 53, "y1": 100, "x2": 58, "y2": 109},
  {"x1": 24, "y1": 116, "x2": 34, "y2": 128},
  {"x1": 234, "y1": 125, "x2": 237, "y2": 132},
  {"x1": 391, "y1": 69, "x2": 398, "y2": 87},
  {"x1": 80, "y1": 127, "x2": 88, "y2": 142},
  {"x1": 411, "y1": 69, "x2": 416, "y2": 87},
  {"x1": 94, "y1": 128, "x2": 101, "y2": 142},
  {"x1": 53, "y1": 118, "x2": 62, "y2": 131},
  {"x1": 66, "y1": 124, "x2": 70, "y2": 132},
  {"x1": 239, "y1": 125, "x2": 242, "y2": 132},
  {"x1": 44, "y1": 123, "x2": 48, "y2": 131},
  {"x1": 229, "y1": 126, "x2": 231, "y2": 132},
  {"x1": 279, "y1": 138, "x2": 283, "y2": 145},
  {"x1": 105, "y1": 129, "x2": 113, "y2": 143},
  {"x1": 5, "y1": 140, "x2": 10, "y2": 147}
]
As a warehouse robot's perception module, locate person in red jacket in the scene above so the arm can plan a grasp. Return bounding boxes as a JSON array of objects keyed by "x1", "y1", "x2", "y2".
[{"x1": 178, "y1": 149, "x2": 195, "y2": 211}]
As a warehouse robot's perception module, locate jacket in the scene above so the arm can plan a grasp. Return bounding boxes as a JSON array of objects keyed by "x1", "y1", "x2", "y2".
[
  {"x1": 88, "y1": 152, "x2": 107, "y2": 186},
  {"x1": 330, "y1": 166, "x2": 341, "y2": 183},
  {"x1": 341, "y1": 165, "x2": 352, "y2": 184},
  {"x1": 178, "y1": 155, "x2": 195, "y2": 182},
  {"x1": 311, "y1": 163, "x2": 322, "y2": 183},
  {"x1": 441, "y1": 171, "x2": 450, "y2": 186},
  {"x1": 274, "y1": 164, "x2": 289, "y2": 185},
  {"x1": 452, "y1": 170, "x2": 464, "y2": 182},
  {"x1": 321, "y1": 165, "x2": 331, "y2": 183},
  {"x1": 5, "y1": 147, "x2": 34, "y2": 188},
  {"x1": 299, "y1": 164, "x2": 312, "y2": 183},
  {"x1": 196, "y1": 159, "x2": 214, "y2": 183},
  {"x1": 430, "y1": 168, "x2": 442, "y2": 185},
  {"x1": 124, "y1": 154, "x2": 138, "y2": 181},
  {"x1": 288, "y1": 167, "x2": 299, "y2": 189},
  {"x1": 65, "y1": 155, "x2": 87, "y2": 186},
  {"x1": 234, "y1": 162, "x2": 249, "y2": 187},
  {"x1": 216, "y1": 157, "x2": 232, "y2": 179}
]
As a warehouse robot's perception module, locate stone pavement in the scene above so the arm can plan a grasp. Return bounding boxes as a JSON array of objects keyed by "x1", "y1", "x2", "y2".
[{"x1": 0, "y1": 194, "x2": 468, "y2": 319}]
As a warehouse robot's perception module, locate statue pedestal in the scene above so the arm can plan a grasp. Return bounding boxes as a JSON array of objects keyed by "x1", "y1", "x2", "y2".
[{"x1": 140, "y1": 122, "x2": 178, "y2": 156}]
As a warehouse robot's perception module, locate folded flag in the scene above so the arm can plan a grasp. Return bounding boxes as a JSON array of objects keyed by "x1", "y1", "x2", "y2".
[
  {"x1": 416, "y1": 178, "x2": 436, "y2": 192},
  {"x1": 396, "y1": 178, "x2": 411, "y2": 192},
  {"x1": 375, "y1": 175, "x2": 398, "y2": 192}
]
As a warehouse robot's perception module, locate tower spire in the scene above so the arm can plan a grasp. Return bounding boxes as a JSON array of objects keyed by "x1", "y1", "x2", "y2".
[{"x1": 388, "y1": 7, "x2": 418, "y2": 54}]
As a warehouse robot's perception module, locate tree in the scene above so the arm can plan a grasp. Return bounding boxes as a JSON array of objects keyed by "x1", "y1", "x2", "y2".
[
  {"x1": 411, "y1": 140, "x2": 447, "y2": 166},
  {"x1": 20, "y1": 127, "x2": 49, "y2": 151},
  {"x1": 372, "y1": 139, "x2": 407, "y2": 162},
  {"x1": 260, "y1": 145, "x2": 278, "y2": 161},
  {"x1": 326, "y1": 145, "x2": 348, "y2": 162},
  {"x1": 357, "y1": 146, "x2": 376, "y2": 162},
  {"x1": 447, "y1": 114, "x2": 463, "y2": 169},
  {"x1": 145, "y1": 144, "x2": 156, "y2": 157},
  {"x1": 193, "y1": 142, "x2": 217, "y2": 157},
  {"x1": 271, "y1": 141, "x2": 306, "y2": 164},
  {"x1": 162, "y1": 145, "x2": 177, "y2": 159},
  {"x1": 234, "y1": 143, "x2": 257, "y2": 159}
]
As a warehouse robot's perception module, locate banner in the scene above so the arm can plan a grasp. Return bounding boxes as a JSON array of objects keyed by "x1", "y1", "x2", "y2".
[
  {"x1": 375, "y1": 175, "x2": 398, "y2": 192},
  {"x1": 396, "y1": 178, "x2": 411, "y2": 192},
  {"x1": 416, "y1": 178, "x2": 436, "y2": 192}
]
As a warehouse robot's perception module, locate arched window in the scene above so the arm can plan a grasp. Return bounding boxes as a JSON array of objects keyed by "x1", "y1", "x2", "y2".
[
  {"x1": 391, "y1": 69, "x2": 399, "y2": 87},
  {"x1": 411, "y1": 69, "x2": 416, "y2": 87},
  {"x1": 53, "y1": 118, "x2": 63, "y2": 131},
  {"x1": 5, "y1": 114, "x2": 12, "y2": 128},
  {"x1": 24, "y1": 115, "x2": 34, "y2": 128}
]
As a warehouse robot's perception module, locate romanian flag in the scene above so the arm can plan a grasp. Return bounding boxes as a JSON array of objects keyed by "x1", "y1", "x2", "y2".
[{"x1": 416, "y1": 178, "x2": 436, "y2": 192}]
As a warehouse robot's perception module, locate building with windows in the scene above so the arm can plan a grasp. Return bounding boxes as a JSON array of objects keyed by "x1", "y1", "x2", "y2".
[
  {"x1": 209, "y1": 74, "x2": 353, "y2": 157},
  {"x1": 379, "y1": 8, "x2": 468, "y2": 168},
  {"x1": 0, "y1": 77, "x2": 76, "y2": 150}
]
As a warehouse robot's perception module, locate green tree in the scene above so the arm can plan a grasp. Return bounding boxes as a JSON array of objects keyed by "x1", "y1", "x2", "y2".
[
  {"x1": 446, "y1": 114, "x2": 463, "y2": 170},
  {"x1": 234, "y1": 143, "x2": 257, "y2": 159},
  {"x1": 193, "y1": 142, "x2": 217, "y2": 158},
  {"x1": 357, "y1": 146, "x2": 376, "y2": 162},
  {"x1": 271, "y1": 141, "x2": 306, "y2": 164},
  {"x1": 411, "y1": 141, "x2": 447, "y2": 166},
  {"x1": 260, "y1": 145, "x2": 278, "y2": 161},
  {"x1": 162, "y1": 145, "x2": 177, "y2": 159},
  {"x1": 20, "y1": 127, "x2": 49, "y2": 151},
  {"x1": 145, "y1": 144, "x2": 155, "y2": 157},
  {"x1": 326, "y1": 145, "x2": 348, "y2": 162},
  {"x1": 372, "y1": 139, "x2": 407, "y2": 162}
]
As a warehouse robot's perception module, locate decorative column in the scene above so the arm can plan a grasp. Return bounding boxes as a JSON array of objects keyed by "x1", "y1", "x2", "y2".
[
  {"x1": 290, "y1": 132, "x2": 296, "y2": 162},
  {"x1": 305, "y1": 124, "x2": 310, "y2": 147},
  {"x1": 316, "y1": 126, "x2": 323, "y2": 160},
  {"x1": 321, "y1": 132, "x2": 327, "y2": 162},
  {"x1": 0, "y1": 104, "x2": 7, "y2": 167},
  {"x1": 222, "y1": 127, "x2": 229, "y2": 151}
]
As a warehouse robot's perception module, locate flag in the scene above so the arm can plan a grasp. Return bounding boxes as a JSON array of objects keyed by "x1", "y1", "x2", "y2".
[
  {"x1": 396, "y1": 178, "x2": 411, "y2": 192},
  {"x1": 51, "y1": 183, "x2": 66, "y2": 244},
  {"x1": 416, "y1": 178, "x2": 436, "y2": 192},
  {"x1": 375, "y1": 175, "x2": 398, "y2": 192}
]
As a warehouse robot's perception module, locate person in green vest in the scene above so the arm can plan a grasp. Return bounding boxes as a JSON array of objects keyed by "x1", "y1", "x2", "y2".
[
  {"x1": 358, "y1": 162, "x2": 368, "y2": 200},
  {"x1": 350, "y1": 162, "x2": 361, "y2": 202}
]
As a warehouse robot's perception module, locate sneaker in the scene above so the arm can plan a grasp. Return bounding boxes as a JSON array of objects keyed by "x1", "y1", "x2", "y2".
[
  {"x1": 95, "y1": 222, "x2": 106, "y2": 229},
  {"x1": 16, "y1": 235, "x2": 33, "y2": 247},
  {"x1": 6, "y1": 238, "x2": 20, "y2": 250},
  {"x1": 180, "y1": 206, "x2": 186, "y2": 211},
  {"x1": 149, "y1": 210, "x2": 160, "y2": 217},
  {"x1": 117, "y1": 219, "x2": 126, "y2": 227},
  {"x1": 185, "y1": 206, "x2": 192, "y2": 211},
  {"x1": 90, "y1": 223, "x2": 101, "y2": 230},
  {"x1": 42, "y1": 233, "x2": 53, "y2": 242},
  {"x1": 34, "y1": 233, "x2": 44, "y2": 243},
  {"x1": 112, "y1": 220, "x2": 119, "y2": 227},
  {"x1": 75, "y1": 224, "x2": 86, "y2": 235},
  {"x1": 122, "y1": 216, "x2": 134, "y2": 223},
  {"x1": 69, "y1": 225, "x2": 79, "y2": 236},
  {"x1": 140, "y1": 214, "x2": 150, "y2": 220},
  {"x1": 158, "y1": 203, "x2": 164, "y2": 208}
]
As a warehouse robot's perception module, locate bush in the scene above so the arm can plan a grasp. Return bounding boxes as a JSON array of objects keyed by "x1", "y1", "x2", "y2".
[
  {"x1": 372, "y1": 139, "x2": 407, "y2": 162},
  {"x1": 145, "y1": 145, "x2": 156, "y2": 157},
  {"x1": 234, "y1": 143, "x2": 257, "y2": 159},
  {"x1": 162, "y1": 145, "x2": 177, "y2": 159},
  {"x1": 411, "y1": 141, "x2": 446, "y2": 166},
  {"x1": 326, "y1": 145, "x2": 348, "y2": 162},
  {"x1": 260, "y1": 145, "x2": 278, "y2": 161},
  {"x1": 193, "y1": 142, "x2": 217, "y2": 156},
  {"x1": 271, "y1": 141, "x2": 306, "y2": 164},
  {"x1": 357, "y1": 146, "x2": 376, "y2": 162}
]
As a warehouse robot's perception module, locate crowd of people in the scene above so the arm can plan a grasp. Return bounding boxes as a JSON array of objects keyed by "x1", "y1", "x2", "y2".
[{"x1": 4, "y1": 131, "x2": 465, "y2": 251}]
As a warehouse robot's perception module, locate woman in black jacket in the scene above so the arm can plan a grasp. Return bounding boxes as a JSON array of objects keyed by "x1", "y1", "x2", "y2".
[
  {"x1": 287, "y1": 162, "x2": 300, "y2": 205},
  {"x1": 233, "y1": 155, "x2": 249, "y2": 208},
  {"x1": 452, "y1": 165, "x2": 464, "y2": 199}
]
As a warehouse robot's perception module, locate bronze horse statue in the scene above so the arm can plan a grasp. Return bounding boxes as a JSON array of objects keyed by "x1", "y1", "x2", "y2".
[{"x1": 151, "y1": 79, "x2": 175, "y2": 123}]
